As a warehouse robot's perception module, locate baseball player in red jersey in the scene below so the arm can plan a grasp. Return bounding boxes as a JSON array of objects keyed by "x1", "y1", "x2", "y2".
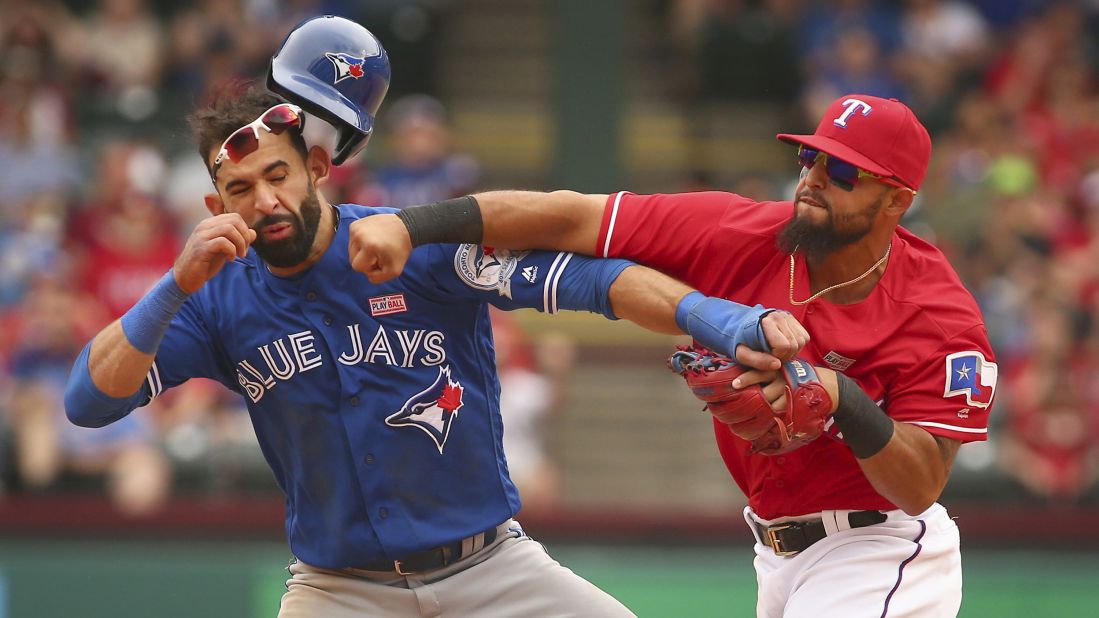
[{"x1": 351, "y1": 94, "x2": 996, "y2": 617}]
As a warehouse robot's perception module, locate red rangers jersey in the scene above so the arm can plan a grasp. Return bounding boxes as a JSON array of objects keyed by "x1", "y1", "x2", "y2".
[{"x1": 597, "y1": 191, "x2": 997, "y2": 518}]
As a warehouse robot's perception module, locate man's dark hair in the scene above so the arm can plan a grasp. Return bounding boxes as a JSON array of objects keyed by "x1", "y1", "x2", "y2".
[{"x1": 187, "y1": 82, "x2": 308, "y2": 172}]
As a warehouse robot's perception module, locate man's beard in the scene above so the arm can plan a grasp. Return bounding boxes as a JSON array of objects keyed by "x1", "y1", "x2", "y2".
[
  {"x1": 251, "y1": 185, "x2": 323, "y2": 268},
  {"x1": 776, "y1": 191, "x2": 884, "y2": 261}
]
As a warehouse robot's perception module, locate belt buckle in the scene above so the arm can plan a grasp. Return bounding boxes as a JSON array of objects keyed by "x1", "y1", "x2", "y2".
[
  {"x1": 393, "y1": 560, "x2": 415, "y2": 576},
  {"x1": 764, "y1": 523, "x2": 799, "y2": 557}
]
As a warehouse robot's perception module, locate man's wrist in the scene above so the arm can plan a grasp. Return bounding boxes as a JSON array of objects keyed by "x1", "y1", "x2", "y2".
[
  {"x1": 816, "y1": 367, "x2": 840, "y2": 413},
  {"x1": 675, "y1": 293, "x2": 768, "y2": 358},
  {"x1": 831, "y1": 372, "x2": 896, "y2": 459},
  {"x1": 674, "y1": 291, "x2": 705, "y2": 334},
  {"x1": 395, "y1": 195, "x2": 483, "y2": 247},
  {"x1": 120, "y1": 270, "x2": 190, "y2": 355}
]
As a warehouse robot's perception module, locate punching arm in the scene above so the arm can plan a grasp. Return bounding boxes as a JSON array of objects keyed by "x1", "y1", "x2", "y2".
[
  {"x1": 65, "y1": 271, "x2": 189, "y2": 427},
  {"x1": 353, "y1": 193, "x2": 607, "y2": 284},
  {"x1": 395, "y1": 191, "x2": 605, "y2": 254}
]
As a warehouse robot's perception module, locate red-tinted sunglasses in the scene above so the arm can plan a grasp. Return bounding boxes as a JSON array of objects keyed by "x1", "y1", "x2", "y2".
[
  {"x1": 797, "y1": 146, "x2": 915, "y2": 194},
  {"x1": 211, "y1": 103, "x2": 303, "y2": 179}
]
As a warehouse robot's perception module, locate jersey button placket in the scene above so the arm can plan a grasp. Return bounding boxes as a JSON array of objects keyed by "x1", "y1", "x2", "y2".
[
  {"x1": 349, "y1": 396, "x2": 360, "y2": 406},
  {"x1": 323, "y1": 316, "x2": 333, "y2": 326}
]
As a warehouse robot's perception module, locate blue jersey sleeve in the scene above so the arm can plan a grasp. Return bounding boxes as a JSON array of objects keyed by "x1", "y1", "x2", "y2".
[
  {"x1": 422, "y1": 243, "x2": 632, "y2": 318},
  {"x1": 143, "y1": 296, "x2": 239, "y2": 401}
]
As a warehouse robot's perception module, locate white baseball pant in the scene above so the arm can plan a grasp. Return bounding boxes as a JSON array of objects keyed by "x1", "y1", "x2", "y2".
[{"x1": 745, "y1": 503, "x2": 962, "y2": 617}]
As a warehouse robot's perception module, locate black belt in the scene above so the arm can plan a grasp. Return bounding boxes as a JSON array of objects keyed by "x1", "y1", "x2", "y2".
[
  {"x1": 753, "y1": 510, "x2": 888, "y2": 557},
  {"x1": 359, "y1": 524, "x2": 501, "y2": 575}
]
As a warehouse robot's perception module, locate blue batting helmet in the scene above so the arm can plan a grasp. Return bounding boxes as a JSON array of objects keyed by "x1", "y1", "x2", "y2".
[{"x1": 267, "y1": 15, "x2": 391, "y2": 165}]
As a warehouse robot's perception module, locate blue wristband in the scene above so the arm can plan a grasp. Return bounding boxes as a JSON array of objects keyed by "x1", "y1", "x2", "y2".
[
  {"x1": 119, "y1": 270, "x2": 190, "y2": 355},
  {"x1": 675, "y1": 291, "x2": 773, "y2": 357}
]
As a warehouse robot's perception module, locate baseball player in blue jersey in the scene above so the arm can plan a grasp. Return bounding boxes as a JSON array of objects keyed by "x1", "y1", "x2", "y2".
[{"x1": 64, "y1": 16, "x2": 809, "y2": 617}]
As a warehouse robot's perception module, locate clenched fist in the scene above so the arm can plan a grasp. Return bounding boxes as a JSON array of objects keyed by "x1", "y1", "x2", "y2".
[
  {"x1": 174, "y1": 213, "x2": 257, "y2": 294},
  {"x1": 348, "y1": 213, "x2": 413, "y2": 284}
]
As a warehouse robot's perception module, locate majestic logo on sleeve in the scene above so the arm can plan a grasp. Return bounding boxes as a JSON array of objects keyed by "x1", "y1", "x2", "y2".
[
  {"x1": 943, "y1": 351, "x2": 997, "y2": 408},
  {"x1": 325, "y1": 52, "x2": 366, "y2": 83},
  {"x1": 385, "y1": 366, "x2": 465, "y2": 453},
  {"x1": 454, "y1": 245, "x2": 530, "y2": 299}
]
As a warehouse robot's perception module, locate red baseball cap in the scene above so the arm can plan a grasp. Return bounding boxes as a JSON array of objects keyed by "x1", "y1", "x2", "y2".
[{"x1": 776, "y1": 94, "x2": 931, "y2": 191}]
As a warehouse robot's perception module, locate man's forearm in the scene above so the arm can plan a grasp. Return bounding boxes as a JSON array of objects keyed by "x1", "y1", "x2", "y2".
[
  {"x1": 65, "y1": 269, "x2": 190, "y2": 427},
  {"x1": 820, "y1": 370, "x2": 956, "y2": 515},
  {"x1": 91, "y1": 269, "x2": 187, "y2": 395},
  {"x1": 87, "y1": 321, "x2": 158, "y2": 397},
  {"x1": 608, "y1": 265, "x2": 692, "y2": 334},
  {"x1": 855, "y1": 422, "x2": 957, "y2": 515},
  {"x1": 607, "y1": 266, "x2": 785, "y2": 361},
  {"x1": 473, "y1": 190, "x2": 607, "y2": 255},
  {"x1": 65, "y1": 322, "x2": 157, "y2": 428}
]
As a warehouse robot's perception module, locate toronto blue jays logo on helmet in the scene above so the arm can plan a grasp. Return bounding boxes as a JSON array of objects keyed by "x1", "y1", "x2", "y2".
[
  {"x1": 325, "y1": 51, "x2": 367, "y2": 84},
  {"x1": 943, "y1": 351, "x2": 997, "y2": 408},
  {"x1": 385, "y1": 366, "x2": 466, "y2": 453}
]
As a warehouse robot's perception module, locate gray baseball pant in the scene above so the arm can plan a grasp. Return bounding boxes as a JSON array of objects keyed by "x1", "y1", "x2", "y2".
[{"x1": 278, "y1": 520, "x2": 637, "y2": 617}]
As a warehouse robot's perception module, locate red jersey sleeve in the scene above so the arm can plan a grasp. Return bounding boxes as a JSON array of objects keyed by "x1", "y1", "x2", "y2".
[
  {"x1": 596, "y1": 191, "x2": 785, "y2": 282},
  {"x1": 884, "y1": 324, "x2": 998, "y2": 443}
]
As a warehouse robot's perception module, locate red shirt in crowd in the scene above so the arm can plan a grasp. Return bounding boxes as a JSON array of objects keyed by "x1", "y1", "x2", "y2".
[
  {"x1": 597, "y1": 191, "x2": 997, "y2": 518},
  {"x1": 69, "y1": 196, "x2": 181, "y2": 319}
]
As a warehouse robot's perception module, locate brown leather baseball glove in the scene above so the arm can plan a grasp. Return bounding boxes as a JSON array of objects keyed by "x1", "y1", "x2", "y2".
[{"x1": 668, "y1": 346, "x2": 834, "y2": 455}]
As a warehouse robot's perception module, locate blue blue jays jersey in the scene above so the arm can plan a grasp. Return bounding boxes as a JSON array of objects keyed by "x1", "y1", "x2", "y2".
[{"x1": 122, "y1": 204, "x2": 629, "y2": 568}]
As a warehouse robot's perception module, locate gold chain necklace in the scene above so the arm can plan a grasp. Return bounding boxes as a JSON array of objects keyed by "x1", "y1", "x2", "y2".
[{"x1": 788, "y1": 242, "x2": 891, "y2": 306}]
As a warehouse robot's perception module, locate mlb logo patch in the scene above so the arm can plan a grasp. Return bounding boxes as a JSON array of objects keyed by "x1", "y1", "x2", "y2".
[
  {"x1": 943, "y1": 351, "x2": 997, "y2": 408},
  {"x1": 369, "y1": 293, "x2": 407, "y2": 317}
]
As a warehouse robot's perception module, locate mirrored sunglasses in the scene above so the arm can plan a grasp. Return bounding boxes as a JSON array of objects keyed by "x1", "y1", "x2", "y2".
[
  {"x1": 797, "y1": 146, "x2": 915, "y2": 194},
  {"x1": 211, "y1": 103, "x2": 303, "y2": 179}
]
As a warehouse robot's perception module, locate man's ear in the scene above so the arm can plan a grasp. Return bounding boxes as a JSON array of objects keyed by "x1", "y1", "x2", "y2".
[
  {"x1": 307, "y1": 145, "x2": 332, "y2": 188},
  {"x1": 204, "y1": 192, "x2": 225, "y2": 216},
  {"x1": 885, "y1": 188, "x2": 914, "y2": 218}
]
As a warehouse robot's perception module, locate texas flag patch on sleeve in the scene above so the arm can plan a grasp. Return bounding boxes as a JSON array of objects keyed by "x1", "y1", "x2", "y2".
[{"x1": 943, "y1": 351, "x2": 998, "y2": 408}]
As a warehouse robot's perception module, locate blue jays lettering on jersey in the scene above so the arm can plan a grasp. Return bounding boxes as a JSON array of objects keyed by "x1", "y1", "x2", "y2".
[{"x1": 83, "y1": 204, "x2": 629, "y2": 569}]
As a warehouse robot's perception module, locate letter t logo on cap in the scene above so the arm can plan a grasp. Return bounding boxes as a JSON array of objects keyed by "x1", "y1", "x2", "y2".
[{"x1": 833, "y1": 98, "x2": 873, "y2": 128}]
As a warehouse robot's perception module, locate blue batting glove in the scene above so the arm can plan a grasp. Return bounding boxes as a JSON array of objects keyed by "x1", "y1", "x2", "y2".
[{"x1": 675, "y1": 291, "x2": 774, "y2": 358}]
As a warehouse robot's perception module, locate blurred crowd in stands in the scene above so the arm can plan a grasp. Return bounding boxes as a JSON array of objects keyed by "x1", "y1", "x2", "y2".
[{"x1": 1, "y1": 0, "x2": 1098, "y2": 515}]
